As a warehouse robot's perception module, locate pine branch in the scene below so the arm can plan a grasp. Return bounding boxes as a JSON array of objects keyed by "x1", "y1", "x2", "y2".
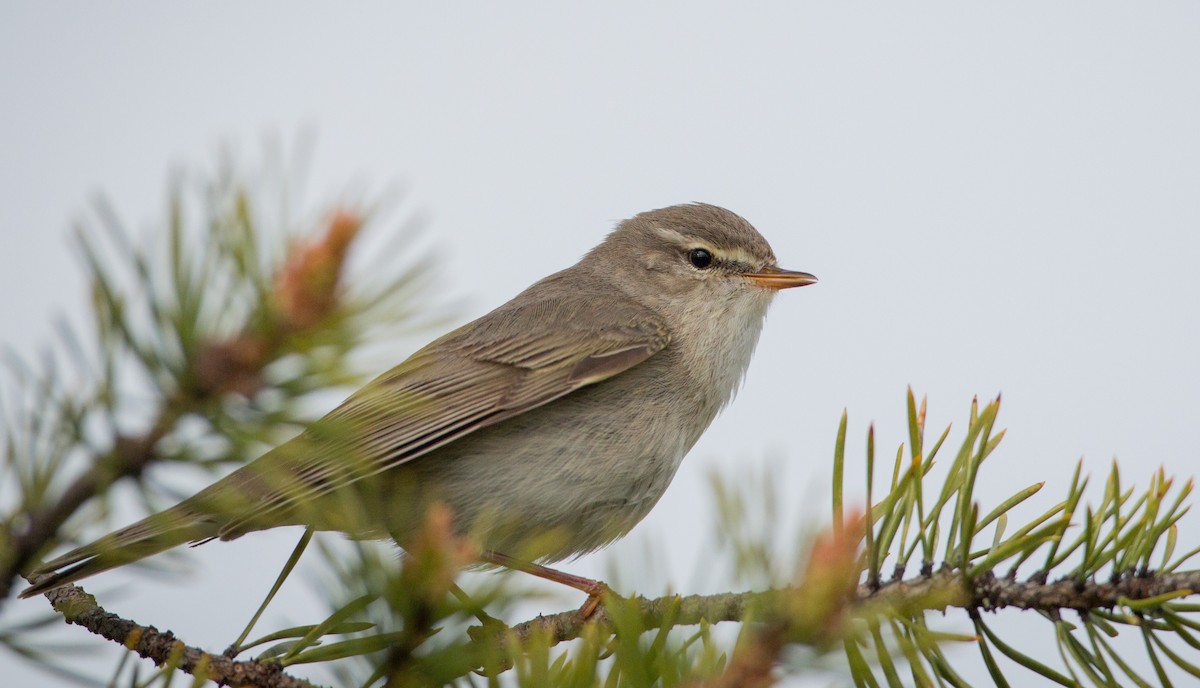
[
  {"x1": 1, "y1": 160, "x2": 430, "y2": 685},
  {"x1": 492, "y1": 568, "x2": 1200, "y2": 650},
  {"x1": 953, "y1": 568, "x2": 1200, "y2": 614},
  {"x1": 1, "y1": 167, "x2": 425, "y2": 613},
  {"x1": 37, "y1": 581, "x2": 318, "y2": 688},
  {"x1": 0, "y1": 405, "x2": 180, "y2": 600},
  {"x1": 30, "y1": 561, "x2": 1200, "y2": 687}
]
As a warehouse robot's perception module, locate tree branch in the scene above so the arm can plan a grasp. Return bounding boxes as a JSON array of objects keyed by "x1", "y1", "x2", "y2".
[
  {"x1": 38, "y1": 582, "x2": 319, "y2": 688},
  {"x1": 28, "y1": 548, "x2": 1200, "y2": 685},
  {"x1": 502, "y1": 568, "x2": 1200, "y2": 648},
  {"x1": 968, "y1": 568, "x2": 1200, "y2": 613}
]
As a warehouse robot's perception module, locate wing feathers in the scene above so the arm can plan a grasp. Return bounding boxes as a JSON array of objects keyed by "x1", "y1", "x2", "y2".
[{"x1": 214, "y1": 294, "x2": 669, "y2": 538}]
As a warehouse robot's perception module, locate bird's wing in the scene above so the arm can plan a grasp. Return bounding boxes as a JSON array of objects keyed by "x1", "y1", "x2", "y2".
[{"x1": 215, "y1": 289, "x2": 669, "y2": 538}]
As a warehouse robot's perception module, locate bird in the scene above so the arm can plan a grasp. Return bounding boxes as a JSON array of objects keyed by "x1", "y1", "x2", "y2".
[{"x1": 21, "y1": 203, "x2": 817, "y2": 609}]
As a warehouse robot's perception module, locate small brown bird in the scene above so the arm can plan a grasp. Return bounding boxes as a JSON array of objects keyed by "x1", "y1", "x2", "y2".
[{"x1": 23, "y1": 203, "x2": 816, "y2": 608}]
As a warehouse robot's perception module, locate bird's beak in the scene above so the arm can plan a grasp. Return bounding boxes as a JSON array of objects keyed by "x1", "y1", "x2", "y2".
[{"x1": 744, "y1": 266, "x2": 818, "y2": 290}]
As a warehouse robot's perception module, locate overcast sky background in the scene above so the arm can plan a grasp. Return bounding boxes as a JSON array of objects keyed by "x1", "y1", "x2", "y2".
[{"x1": 3, "y1": 3, "x2": 1199, "y2": 686}]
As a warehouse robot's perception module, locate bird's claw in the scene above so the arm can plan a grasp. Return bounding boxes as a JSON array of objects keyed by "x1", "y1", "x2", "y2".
[{"x1": 575, "y1": 581, "x2": 612, "y2": 619}]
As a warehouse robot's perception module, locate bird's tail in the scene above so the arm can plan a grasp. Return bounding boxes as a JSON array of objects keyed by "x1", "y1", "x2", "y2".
[{"x1": 19, "y1": 503, "x2": 218, "y2": 599}]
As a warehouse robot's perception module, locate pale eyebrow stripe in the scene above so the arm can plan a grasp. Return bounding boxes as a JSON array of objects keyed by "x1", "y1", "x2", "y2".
[{"x1": 650, "y1": 226, "x2": 761, "y2": 266}]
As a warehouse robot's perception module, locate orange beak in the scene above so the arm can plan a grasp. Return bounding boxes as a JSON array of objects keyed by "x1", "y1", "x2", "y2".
[{"x1": 744, "y1": 266, "x2": 818, "y2": 290}]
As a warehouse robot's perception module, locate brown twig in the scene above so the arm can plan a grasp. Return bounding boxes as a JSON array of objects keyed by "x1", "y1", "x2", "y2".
[
  {"x1": 506, "y1": 590, "x2": 760, "y2": 645},
  {"x1": 40, "y1": 582, "x2": 319, "y2": 688},
  {"x1": 968, "y1": 568, "x2": 1200, "y2": 612},
  {"x1": 503, "y1": 568, "x2": 1200, "y2": 648}
]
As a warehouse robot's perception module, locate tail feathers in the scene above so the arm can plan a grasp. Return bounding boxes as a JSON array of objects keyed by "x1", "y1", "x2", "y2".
[{"x1": 20, "y1": 505, "x2": 218, "y2": 599}]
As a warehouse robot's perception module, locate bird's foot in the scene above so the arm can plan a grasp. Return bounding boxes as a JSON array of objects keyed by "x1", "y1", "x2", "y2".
[{"x1": 575, "y1": 580, "x2": 611, "y2": 619}]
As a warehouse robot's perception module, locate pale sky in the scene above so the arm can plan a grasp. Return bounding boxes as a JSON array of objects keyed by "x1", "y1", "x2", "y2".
[{"x1": 3, "y1": 3, "x2": 1199, "y2": 686}]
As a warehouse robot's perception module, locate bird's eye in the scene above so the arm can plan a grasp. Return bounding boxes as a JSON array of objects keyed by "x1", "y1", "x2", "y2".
[{"x1": 687, "y1": 248, "x2": 713, "y2": 270}]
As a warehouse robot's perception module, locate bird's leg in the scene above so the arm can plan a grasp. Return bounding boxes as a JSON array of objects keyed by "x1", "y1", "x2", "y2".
[{"x1": 481, "y1": 550, "x2": 611, "y2": 619}]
